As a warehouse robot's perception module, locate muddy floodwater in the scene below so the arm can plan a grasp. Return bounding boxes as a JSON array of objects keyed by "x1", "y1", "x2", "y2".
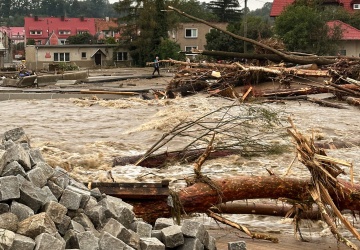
[{"x1": 1, "y1": 90, "x2": 360, "y2": 249}]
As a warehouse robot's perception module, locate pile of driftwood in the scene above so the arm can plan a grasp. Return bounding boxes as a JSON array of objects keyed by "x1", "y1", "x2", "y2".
[{"x1": 161, "y1": 59, "x2": 360, "y2": 109}]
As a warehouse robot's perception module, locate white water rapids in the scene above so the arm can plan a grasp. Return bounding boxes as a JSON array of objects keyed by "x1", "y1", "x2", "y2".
[{"x1": 1, "y1": 92, "x2": 360, "y2": 247}]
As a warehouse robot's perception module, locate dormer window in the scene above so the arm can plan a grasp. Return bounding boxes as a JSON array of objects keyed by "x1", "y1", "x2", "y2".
[
  {"x1": 59, "y1": 30, "x2": 71, "y2": 35},
  {"x1": 354, "y1": 3, "x2": 360, "y2": 9},
  {"x1": 30, "y1": 30, "x2": 42, "y2": 35}
]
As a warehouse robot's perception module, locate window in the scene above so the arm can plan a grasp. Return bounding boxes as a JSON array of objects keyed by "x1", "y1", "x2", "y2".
[
  {"x1": 185, "y1": 28, "x2": 198, "y2": 38},
  {"x1": 185, "y1": 46, "x2": 198, "y2": 52},
  {"x1": 77, "y1": 30, "x2": 88, "y2": 34},
  {"x1": 354, "y1": 4, "x2": 360, "y2": 9},
  {"x1": 59, "y1": 30, "x2": 71, "y2": 35},
  {"x1": 81, "y1": 52, "x2": 87, "y2": 58},
  {"x1": 54, "y1": 52, "x2": 70, "y2": 62},
  {"x1": 116, "y1": 52, "x2": 128, "y2": 61},
  {"x1": 30, "y1": 30, "x2": 42, "y2": 35}
]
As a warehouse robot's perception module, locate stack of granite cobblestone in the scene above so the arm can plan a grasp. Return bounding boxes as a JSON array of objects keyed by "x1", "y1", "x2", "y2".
[{"x1": 0, "y1": 127, "x2": 217, "y2": 250}]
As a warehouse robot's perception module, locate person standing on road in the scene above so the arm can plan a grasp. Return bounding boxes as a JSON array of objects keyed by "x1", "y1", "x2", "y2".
[{"x1": 152, "y1": 56, "x2": 160, "y2": 76}]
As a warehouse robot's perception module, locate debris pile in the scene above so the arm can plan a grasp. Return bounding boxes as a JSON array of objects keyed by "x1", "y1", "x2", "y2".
[{"x1": 0, "y1": 127, "x2": 218, "y2": 250}]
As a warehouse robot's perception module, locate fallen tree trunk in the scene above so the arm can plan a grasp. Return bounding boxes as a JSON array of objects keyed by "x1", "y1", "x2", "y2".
[{"x1": 117, "y1": 175, "x2": 360, "y2": 223}]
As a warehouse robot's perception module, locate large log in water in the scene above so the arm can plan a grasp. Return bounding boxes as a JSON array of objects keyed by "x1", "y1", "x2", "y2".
[{"x1": 121, "y1": 176, "x2": 360, "y2": 223}]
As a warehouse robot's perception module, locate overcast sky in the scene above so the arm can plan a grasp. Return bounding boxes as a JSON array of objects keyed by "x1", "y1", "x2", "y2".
[{"x1": 108, "y1": 0, "x2": 272, "y2": 11}]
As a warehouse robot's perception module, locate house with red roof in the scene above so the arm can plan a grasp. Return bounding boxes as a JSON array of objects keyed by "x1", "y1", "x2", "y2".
[
  {"x1": 270, "y1": 0, "x2": 359, "y2": 17},
  {"x1": 95, "y1": 17, "x2": 122, "y2": 43},
  {"x1": 270, "y1": 0, "x2": 360, "y2": 56},
  {"x1": 327, "y1": 20, "x2": 360, "y2": 56},
  {"x1": 24, "y1": 16, "x2": 97, "y2": 45}
]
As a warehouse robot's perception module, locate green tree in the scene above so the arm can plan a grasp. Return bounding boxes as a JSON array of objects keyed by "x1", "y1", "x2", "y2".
[
  {"x1": 205, "y1": 16, "x2": 272, "y2": 53},
  {"x1": 114, "y1": 0, "x2": 171, "y2": 66},
  {"x1": 156, "y1": 38, "x2": 183, "y2": 61},
  {"x1": 171, "y1": 0, "x2": 218, "y2": 22},
  {"x1": 67, "y1": 32, "x2": 95, "y2": 44},
  {"x1": 207, "y1": 0, "x2": 242, "y2": 22},
  {"x1": 27, "y1": 39, "x2": 35, "y2": 45},
  {"x1": 249, "y1": 2, "x2": 272, "y2": 21},
  {"x1": 274, "y1": 4, "x2": 341, "y2": 55},
  {"x1": 105, "y1": 37, "x2": 116, "y2": 44}
]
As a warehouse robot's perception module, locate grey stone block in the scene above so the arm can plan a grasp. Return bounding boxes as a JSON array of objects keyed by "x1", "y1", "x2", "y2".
[
  {"x1": 101, "y1": 218, "x2": 123, "y2": 238},
  {"x1": 10, "y1": 201, "x2": 34, "y2": 221},
  {"x1": 176, "y1": 237, "x2": 204, "y2": 250},
  {"x1": 97, "y1": 197, "x2": 134, "y2": 229},
  {"x1": 1, "y1": 161, "x2": 26, "y2": 178},
  {"x1": 181, "y1": 220, "x2": 206, "y2": 243},
  {"x1": 99, "y1": 232, "x2": 127, "y2": 250},
  {"x1": 154, "y1": 218, "x2": 175, "y2": 230},
  {"x1": 3, "y1": 140, "x2": 15, "y2": 150},
  {"x1": 72, "y1": 213, "x2": 97, "y2": 235},
  {"x1": 151, "y1": 230, "x2": 162, "y2": 241},
  {"x1": 90, "y1": 188, "x2": 102, "y2": 201},
  {"x1": 42, "y1": 201, "x2": 67, "y2": 224},
  {"x1": 0, "y1": 203, "x2": 9, "y2": 214},
  {"x1": 36, "y1": 162, "x2": 54, "y2": 180},
  {"x1": 59, "y1": 188, "x2": 82, "y2": 210},
  {"x1": 85, "y1": 205, "x2": 107, "y2": 229},
  {"x1": 46, "y1": 180, "x2": 64, "y2": 199},
  {"x1": 204, "y1": 231, "x2": 216, "y2": 250},
  {"x1": 0, "y1": 229, "x2": 15, "y2": 249},
  {"x1": 0, "y1": 212, "x2": 19, "y2": 232},
  {"x1": 35, "y1": 233, "x2": 65, "y2": 250},
  {"x1": 76, "y1": 231, "x2": 99, "y2": 250},
  {"x1": 56, "y1": 215, "x2": 71, "y2": 236},
  {"x1": 41, "y1": 186, "x2": 58, "y2": 203},
  {"x1": 11, "y1": 234, "x2": 36, "y2": 250},
  {"x1": 140, "y1": 238, "x2": 165, "y2": 250},
  {"x1": 17, "y1": 175, "x2": 48, "y2": 212},
  {"x1": 83, "y1": 196, "x2": 97, "y2": 211},
  {"x1": 64, "y1": 229, "x2": 79, "y2": 249},
  {"x1": 161, "y1": 225, "x2": 184, "y2": 248},
  {"x1": 17, "y1": 212, "x2": 57, "y2": 239},
  {"x1": 119, "y1": 229, "x2": 139, "y2": 250},
  {"x1": 29, "y1": 148, "x2": 45, "y2": 165},
  {"x1": 228, "y1": 241, "x2": 246, "y2": 250},
  {"x1": 130, "y1": 221, "x2": 152, "y2": 238},
  {"x1": 4, "y1": 127, "x2": 26, "y2": 143},
  {"x1": 0, "y1": 144, "x2": 32, "y2": 172},
  {"x1": 69, "y1": 220, "x2": 85, "y2": 233},
  {"x1": 51, "y1": 167, "x2": 70, "y2": 189},
  {"x1": 27, "y1": 167, "x2": 47, "y2": 188},
  {"x1": 0, "y1": 176, "x2": 20, "y2": 201}
]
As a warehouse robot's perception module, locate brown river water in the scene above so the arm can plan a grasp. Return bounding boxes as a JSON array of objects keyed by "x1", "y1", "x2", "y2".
[{"x1": 0, "y1": 73, "x2": 359, "y2": 249}]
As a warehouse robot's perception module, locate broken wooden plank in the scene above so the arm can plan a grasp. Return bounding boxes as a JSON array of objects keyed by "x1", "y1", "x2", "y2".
[
  {"x1": 86, "y1": 181, "x2": 170, "y2": 200},
  {"x1": 80, "y1": 90, "x2": 139, "y2": 95}
]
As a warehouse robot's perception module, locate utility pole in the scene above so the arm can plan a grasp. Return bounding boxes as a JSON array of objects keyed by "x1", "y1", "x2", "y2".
[{"x1": 244, "y1": 0, "x2": 248, "y2": 53}]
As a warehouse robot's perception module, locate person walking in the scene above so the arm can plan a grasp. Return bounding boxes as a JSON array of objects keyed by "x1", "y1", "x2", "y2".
[{"x1": 152, "y1": 56, "x2": 160, "y2": 76}]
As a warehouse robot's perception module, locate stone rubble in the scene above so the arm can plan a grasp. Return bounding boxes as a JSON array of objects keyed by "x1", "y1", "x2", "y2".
[{"x1": 0, "y1": 127, "x2": 228, "y2": 250}]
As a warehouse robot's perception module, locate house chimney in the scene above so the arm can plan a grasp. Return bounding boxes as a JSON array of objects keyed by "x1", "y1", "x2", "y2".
[
  {"x1": 61, "y1": 16, "x2": 65, "y2": 21},
  {"x1": 80, "y1": 16, "x2": 84, "y2": 21},
  {"x1": 105, "y1": 17, "x2": 109, "y2": 22},
  {"x1": 34, "y1": 16, "x2": 39, "y2": 21}
]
